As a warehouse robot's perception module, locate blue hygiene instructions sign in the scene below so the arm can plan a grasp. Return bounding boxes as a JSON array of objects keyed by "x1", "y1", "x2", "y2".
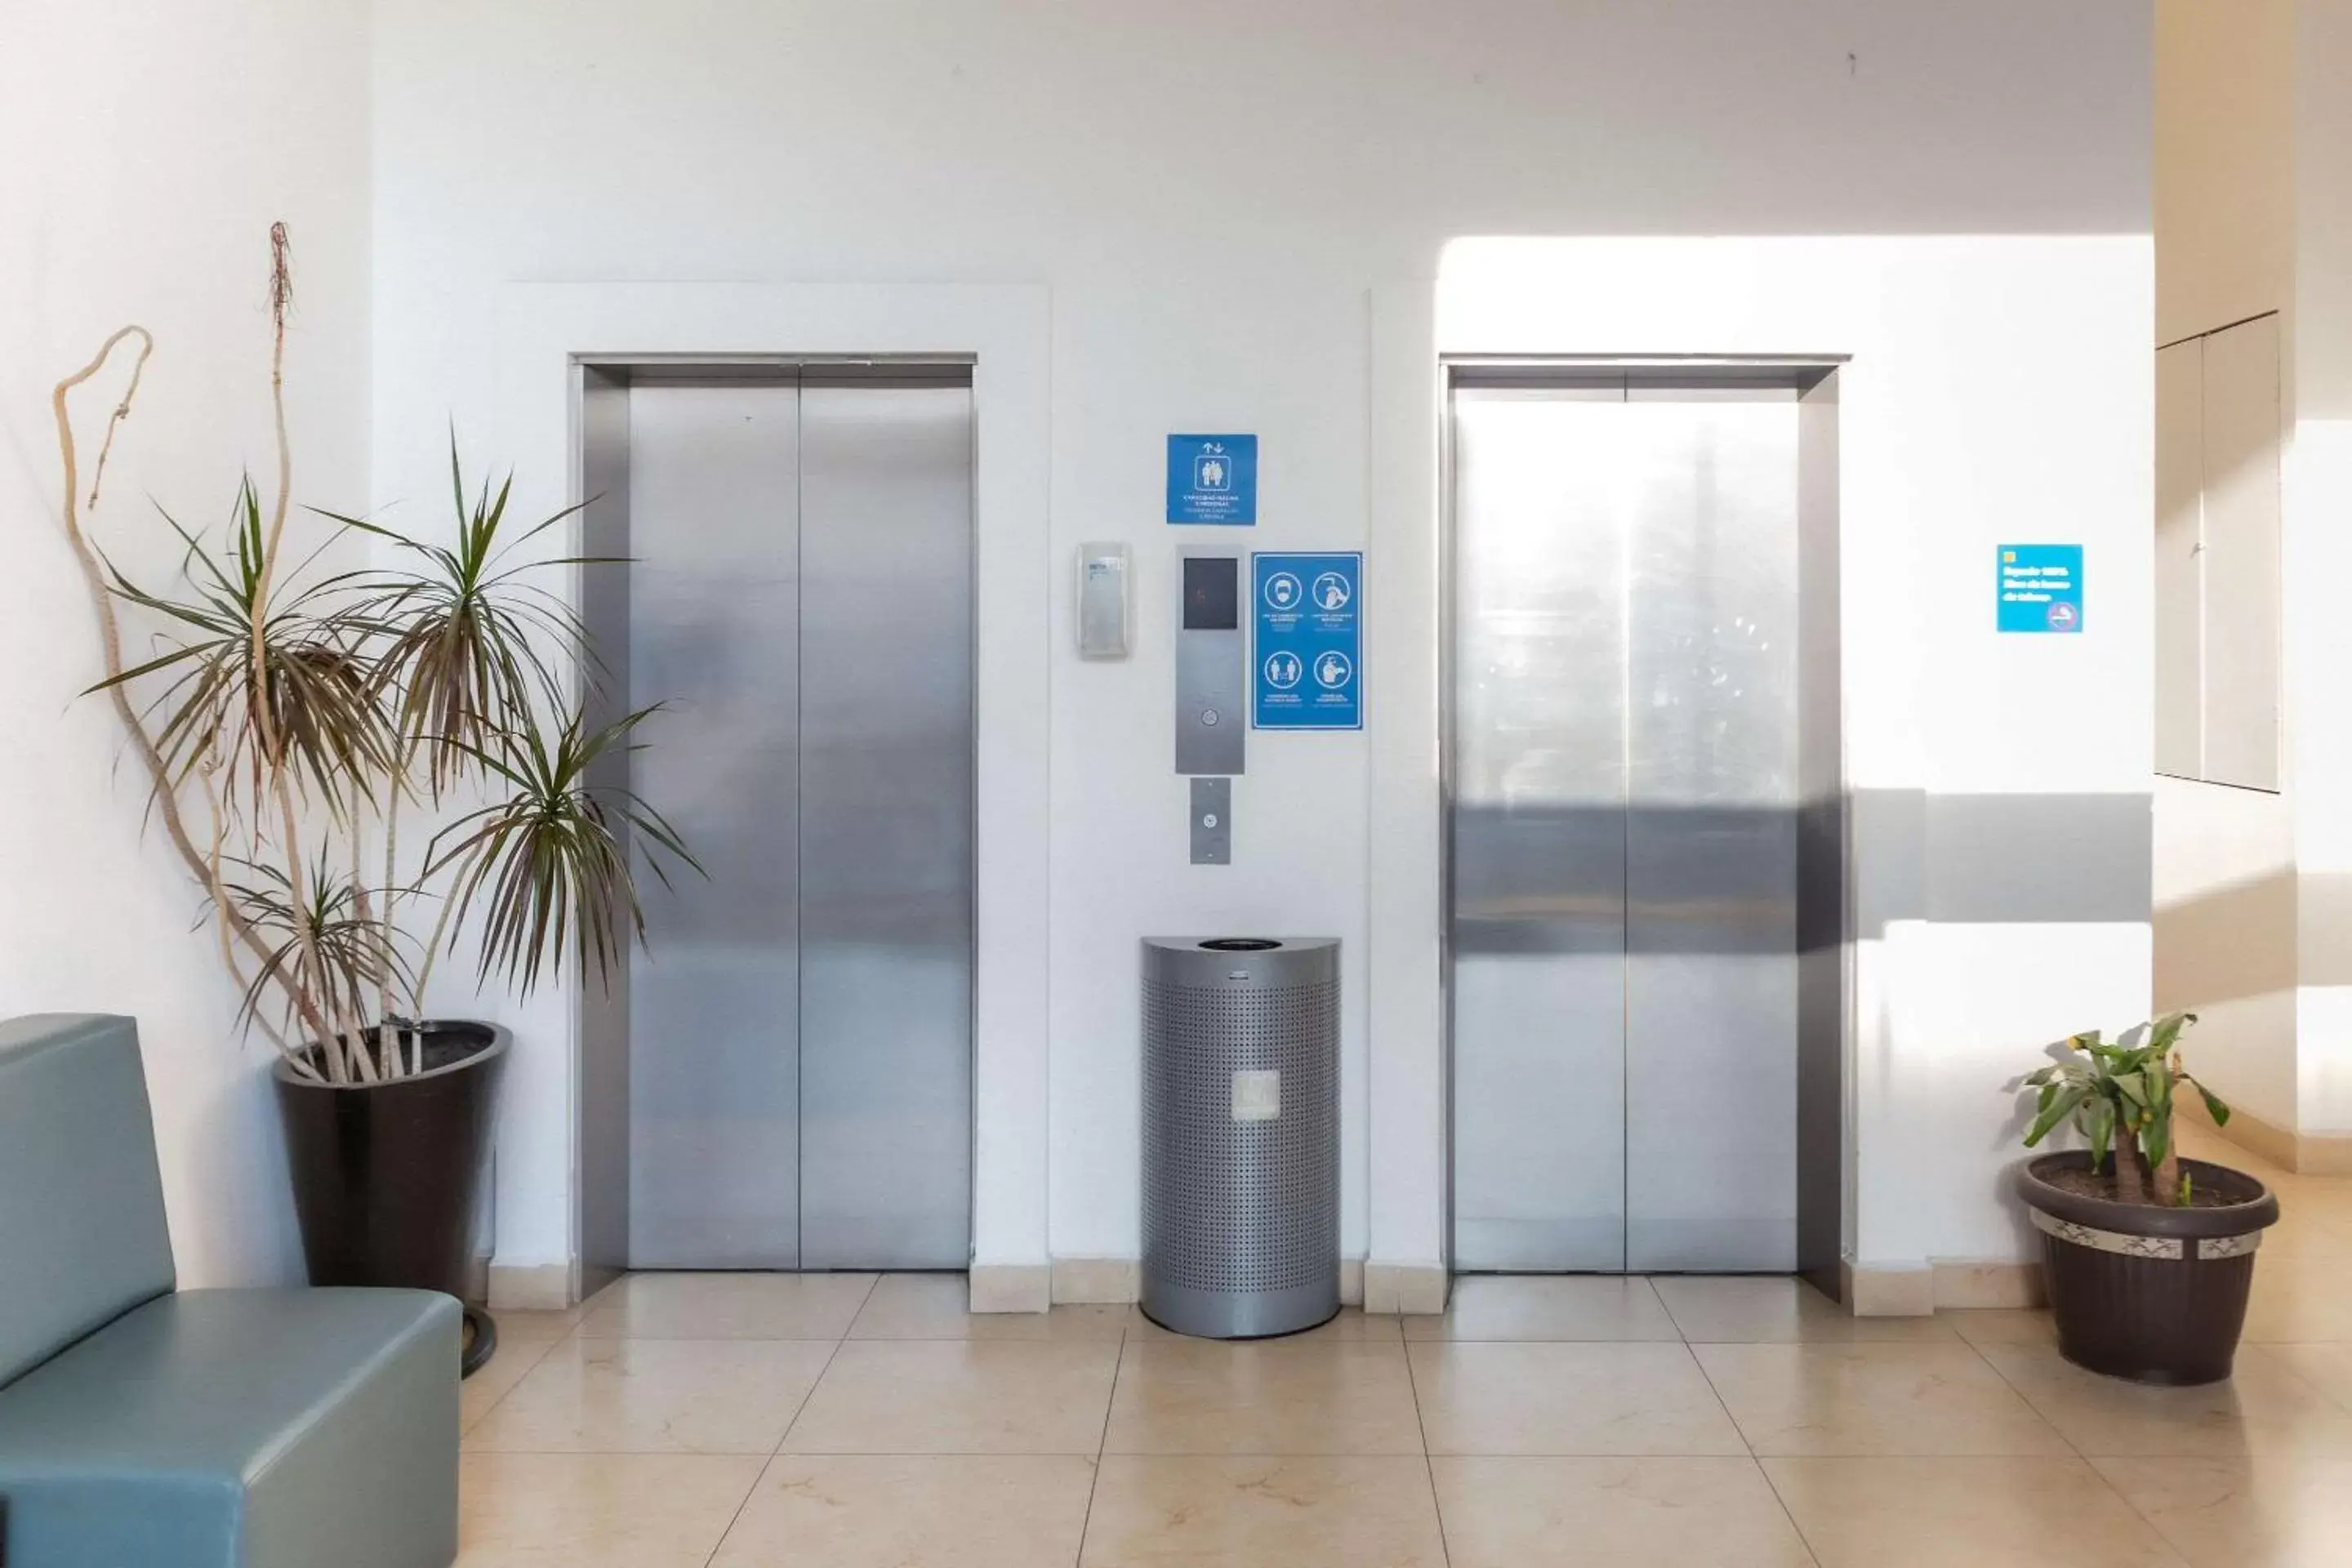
[
  {"x1": 1167, "y1": 434, "x2": 1258, "y2": 525},
  {"x1": 1997, "y1": 544, "x2": 2084, "y2": 633},
  {"x1": 1254, "y1": 551, "x2": 1361, "y2": 729}
]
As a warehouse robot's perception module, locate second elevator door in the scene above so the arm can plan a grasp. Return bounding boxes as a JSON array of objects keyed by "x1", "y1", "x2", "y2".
[
  {"x1": 1450, "y1": 374, "x2": 1798, "y2": 1274},
  {"x1": 627, "y1": 370, "x2": 973, "y2": 1271}
]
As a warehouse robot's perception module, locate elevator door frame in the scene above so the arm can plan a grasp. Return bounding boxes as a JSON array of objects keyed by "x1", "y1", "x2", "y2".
[
  {"x1": 573, "y1": 354, "x2": 980, "y2": 1297},
  {"x1": 1437, "y1": 355, "x2": 1852, "y2": 1295}
]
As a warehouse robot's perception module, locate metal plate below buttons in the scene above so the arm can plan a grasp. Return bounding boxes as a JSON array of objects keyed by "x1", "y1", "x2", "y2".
[{"x1": 1191, "y1": 777, "x2": 1232, "y2": 865}]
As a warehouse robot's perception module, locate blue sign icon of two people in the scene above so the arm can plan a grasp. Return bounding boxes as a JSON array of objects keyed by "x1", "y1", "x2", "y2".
[
  {"x1": 1263, "y1": 651, "x2": 1303, "y2": 689},
  {"x1": 1167, "y1": 434, "x2": 1258, "y2": 525}
]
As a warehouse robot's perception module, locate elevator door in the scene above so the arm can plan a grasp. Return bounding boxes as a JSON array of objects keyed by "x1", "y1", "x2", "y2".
[
  {"x1": 624, "y1": 369, "x2": 973, "y2": 1272},
  {"x1": 1450, "y1": 374, "x2": 1798, "y2": 1274}
]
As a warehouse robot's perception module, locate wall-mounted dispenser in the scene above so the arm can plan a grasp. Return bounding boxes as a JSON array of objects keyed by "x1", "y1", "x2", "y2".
[
  {"x1": 1175, "y1": 551, "x2": 1245, "y2": 775},
  {"x1": 1077, "y1": 541, "x2": 1131, "y2": 659}
]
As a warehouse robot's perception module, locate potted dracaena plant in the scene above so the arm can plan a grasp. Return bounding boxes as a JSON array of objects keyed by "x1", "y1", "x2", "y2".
[
  {"x1": 47, "y1": 226, "x2": 693, "y2": 1374},
  {"x1": 2015, "y1": 1011, "x2": 2279, "y2": 1384}
]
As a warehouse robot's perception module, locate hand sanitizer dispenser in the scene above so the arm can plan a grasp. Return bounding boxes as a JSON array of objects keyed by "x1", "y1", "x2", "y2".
[{"x1": 1077, "y1": 543, "x2": 1130, "y2": 659}]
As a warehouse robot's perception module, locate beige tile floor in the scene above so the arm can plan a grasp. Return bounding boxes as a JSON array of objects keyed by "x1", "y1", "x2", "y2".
[{"x1": 453, "y1": 1127, "x2": 2352, "y2": 1566}]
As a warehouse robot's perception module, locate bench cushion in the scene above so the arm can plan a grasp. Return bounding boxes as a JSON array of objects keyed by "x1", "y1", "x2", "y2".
[
  {"x1": 0, "y1": 1015, "x2": 175, "y2": 1387},
  {"x1": 0, "y1": 1288, "x2": 460, "y2": 1568}
]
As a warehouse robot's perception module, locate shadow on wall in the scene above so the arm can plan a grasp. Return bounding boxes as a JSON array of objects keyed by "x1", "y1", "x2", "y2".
[
  {"x1": 2155, "y1": 866, "x2": 2299, "y2": 1006},
  {"x1": 1454, "y1": 790, "x2": 2152, "y2": 952}
]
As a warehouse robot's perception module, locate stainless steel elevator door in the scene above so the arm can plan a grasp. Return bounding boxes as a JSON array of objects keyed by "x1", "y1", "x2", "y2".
[
  {"x1": 628, "y1": 380, "x2": 804, "y2": 1267},
  {"x1": 621, "y1": 370, "x2": 974, "y2": 1272},
  {"x1": 795, "y1": 376, "x2": 974, "y2": 1270},
  {"x1": 1450, "y1": 385, "x2": 1629, "y2": 1271},
  {"x1": 1450, "y1": 374, "x2": 1799, "y2": 1275}
]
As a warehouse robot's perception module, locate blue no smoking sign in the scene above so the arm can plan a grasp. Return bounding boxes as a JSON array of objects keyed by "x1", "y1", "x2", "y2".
[
  {"x1": 1254, "y1": 551, "x2": 1361, "y2": 729},
  {"x1": 1167, "y1": 434, "x2": 1258, "y2": 525},
  {"x1": 1997, "y1": 544, "x2": 2084, "y2": 634}
]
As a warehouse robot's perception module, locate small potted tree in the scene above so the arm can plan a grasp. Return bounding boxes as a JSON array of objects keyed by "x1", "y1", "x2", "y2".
[
  {"x1": 2016, "y1": 1012, "x2": 2279, "y2": 1384},
  {"x1": 48, "y1": 227, "x2": 693, "y2": 1374}
]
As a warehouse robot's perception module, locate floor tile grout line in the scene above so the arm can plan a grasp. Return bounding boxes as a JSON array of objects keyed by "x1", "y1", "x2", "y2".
[
  {"x1": 1748, "y1": 1457, "x2": 1829, "y2": 1568},
  {"x1": 1951, "y1": 1325, "x2": 2092, "y2": 1463},
  {"x1": 1957, "y1": 1325, "x2": 2292, "y2": 1564},
  {"x1": 2253, "y1": 1341, "x2": 2352, "y2": 1422},
  {"x1": 472, "y1": 1443, "x2": 2203, "y2": 1459},
  {"x1": 1636, "y1": 1274, "x2": 1687, "y2": 1345},
  {"x1": 698, "y1": 1285, "x2": 875, "y2": 1568},
  {"x1": 1071, "y1": 1324, "x2": 1129, "y2": 1568},
  {"x1": 1678, "y1": 1332, "x2": 1829, "y2": 1559},
  {"x1": 1943, "y1": 1318, "x2": 2198, "y2": 1557},
  {"x1": 1399, "y1": 1330, "x2": 1456, "y2": 1568},
  {"x1": 1677, "y1": 1338, "x2": 1763, "y2": 1462},
  {"x1": 1664, "y1": 1303, "x2": 1821, "y2": 1561},
  {"x1": 471, "y1": 1446, "x2": 1489, "y2": 1457},
  {"x1": 459, "y1": 1325, "x2": 571, "y2": 1438}
]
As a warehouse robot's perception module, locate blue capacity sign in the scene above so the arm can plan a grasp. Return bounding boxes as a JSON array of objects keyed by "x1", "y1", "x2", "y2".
[
  {"x1": 1167, "y1": 434, "x2": 1258, "y2": 525},
  {"x1": 1254, "y1": 551, "x2": 1361, "y2": 729},
  {"x1": 1997, "y1": 544, "x2": 2084, "y2": 634}
]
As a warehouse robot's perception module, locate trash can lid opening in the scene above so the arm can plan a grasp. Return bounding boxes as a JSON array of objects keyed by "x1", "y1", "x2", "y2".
[{"x1": 1198, "y1": 938, "x2": 1282, "y2": 952}]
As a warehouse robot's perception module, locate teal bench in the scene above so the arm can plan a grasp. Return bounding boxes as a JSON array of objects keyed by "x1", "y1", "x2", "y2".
[{"x1": 0, "y1": 1015, "x2": 458, "y2": 1568}]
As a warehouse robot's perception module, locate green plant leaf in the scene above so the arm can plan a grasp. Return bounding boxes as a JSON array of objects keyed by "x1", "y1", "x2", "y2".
[
  {"x1": 2148, "y1": 1011, "x2": 2196, "y2": 1054},
  {"x1": 2025, "y1": 1086, "x2": 2089, "y2": 1148},
  {"x1": 2087, "y1": 1096, "x2": 2116, "y2": 1171},
  {"x1": 421, "y1": 705, "x2": 702, "y2": 996},
  {"x1": 2185, "y1": 1073, "x2": 2232, "y2": 1129},
  {"x1": 332, "y1": 438, "x2": 604, "y2": 796},
  {"x1": 91, "y1": 479, "x2": 394, "y2": 817}
]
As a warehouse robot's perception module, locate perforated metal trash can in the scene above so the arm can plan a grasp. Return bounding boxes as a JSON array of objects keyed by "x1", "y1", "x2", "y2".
[{"x1": 1141, "y1": 937, "x2": 1340, "y2": 1339}]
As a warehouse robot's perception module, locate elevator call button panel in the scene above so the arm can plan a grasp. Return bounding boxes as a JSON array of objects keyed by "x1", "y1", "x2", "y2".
[
  {"x1": 1190, "y1": 776, "x2": 1232, "y2": 865},
  {"x1": 1176, "y1": 553, "x2": 1245, "y2": 775}
]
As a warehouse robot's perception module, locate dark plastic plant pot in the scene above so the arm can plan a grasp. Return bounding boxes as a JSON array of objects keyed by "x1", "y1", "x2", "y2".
[
  {"x1": 274, "y1": 1021, "x2": 509, "y2": 1378},
  {"x1": 2016, "y1": 1151, "x2": 2278, "y2": 1386}
]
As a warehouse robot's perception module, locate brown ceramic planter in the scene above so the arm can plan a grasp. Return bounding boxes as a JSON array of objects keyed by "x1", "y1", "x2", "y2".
[{"x1": 2016, "y1": 1152, "x2": 2278, "y2": 1385}]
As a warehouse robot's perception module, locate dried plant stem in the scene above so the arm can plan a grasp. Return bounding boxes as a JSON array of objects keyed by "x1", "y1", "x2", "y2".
[
  {"x1": 350, "y1": 778, "x2": 391, "y2": 1080},
  {"x1": 408, "y1": 838, "x2": 484, "y2": 1013},
  {"x1": 272, "y1": 771, "x2": 349, "y2": 1083},
  {"x1": 254, "y1": 222, "x2": 298, "y2": 606},
  {"x1": 51, "y1": 327, "x2": 332, "y2": 1062},
  {"x1": 244, "y1": 225, "x2": 341, "y2": 1073},
  {"x1": 382, "y1": 777, "x2": 419, "y2": 1074},
  {"x1": 202, "y1": 764, "x2": 305, "y2": 1070}
]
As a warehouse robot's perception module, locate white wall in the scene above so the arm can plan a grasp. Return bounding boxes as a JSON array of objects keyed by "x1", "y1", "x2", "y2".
[
  {"x1": 2149, "y1": 0, "x2": 2300, "y2": 1137},
  {"x1": 2154, "y1": 0, "x2": 2352, "y2": 1146},
  {"x1": 2287, "y1": 0, "x2": 2352, "y2": 1134},
  {"x1": 364, "y1": 0, "x2": 2151, "y2": 1281},
  {"x1": 0, "y1": 0, "x2": 372, "y2": 1285}
]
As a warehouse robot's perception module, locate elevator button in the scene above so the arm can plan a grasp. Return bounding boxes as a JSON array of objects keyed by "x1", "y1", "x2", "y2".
[{"x1": 1202, "y1": 708, "x2": 1220, "y2": 726}]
